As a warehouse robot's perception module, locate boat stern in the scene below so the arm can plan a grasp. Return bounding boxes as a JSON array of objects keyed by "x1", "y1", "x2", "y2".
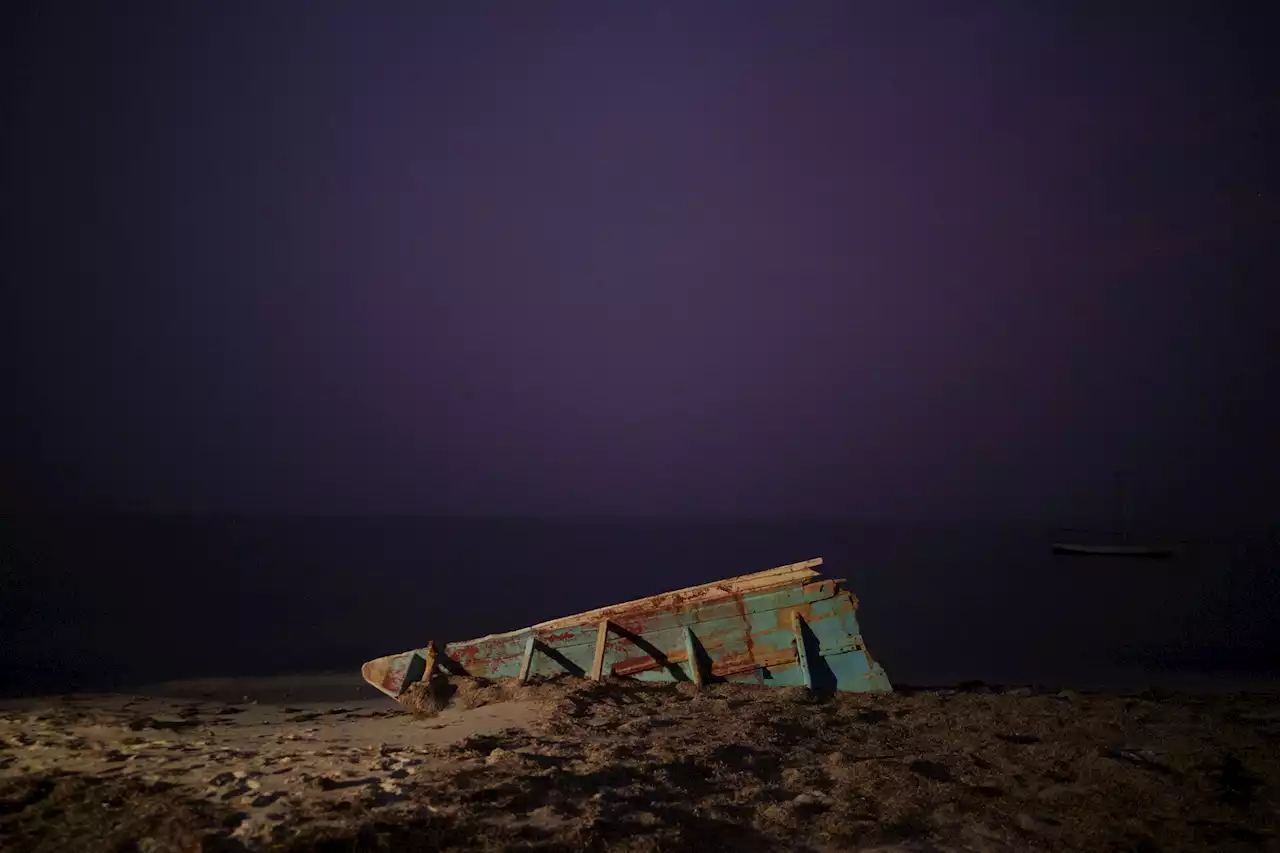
[{"x1": 361, "y1": 648, "x2": 433, "y2": 698}]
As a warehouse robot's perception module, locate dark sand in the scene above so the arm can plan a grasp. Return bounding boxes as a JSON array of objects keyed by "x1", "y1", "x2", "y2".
[{"x1": 2, "y1": 674, "x2": 1278, "y2": 852}]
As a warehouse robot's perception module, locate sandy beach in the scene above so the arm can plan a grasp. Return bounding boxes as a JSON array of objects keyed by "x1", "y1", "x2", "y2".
[{"x1": 1, "y1": 674, "x2": 1278, "y2": 852}]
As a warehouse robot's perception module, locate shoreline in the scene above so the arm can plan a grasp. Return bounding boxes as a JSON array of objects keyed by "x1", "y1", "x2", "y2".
[{"x1": 8, "y1": 665, "x2": 1280, "y2": 706}]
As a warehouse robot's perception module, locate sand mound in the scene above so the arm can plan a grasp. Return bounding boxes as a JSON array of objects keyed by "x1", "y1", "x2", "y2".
[
  {"x1": 2, "y1": 681, "x2": 1278, "y2": 851},
  {"x1": 399, "y1": 673, "x2": 633, "y2": 717},
  {"x1": 398, "y1": 674, "x2": 532, "y2": 717}
]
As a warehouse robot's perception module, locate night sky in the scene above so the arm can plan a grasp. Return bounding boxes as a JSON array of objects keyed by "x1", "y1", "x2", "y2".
[{"x1": 5, "y1": 2, "x2": 1278, "y2": 524}]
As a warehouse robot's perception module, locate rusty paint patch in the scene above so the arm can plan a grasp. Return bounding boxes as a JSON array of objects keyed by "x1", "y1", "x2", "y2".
[
  {"x1": 711, "y1": 647, "x2": 797, "y2": 677},
  {"x1": 612, "y1": 650, "x2": 689, "y2": 677},
  {"x1": 731, "y1": 591, "x2": 757, "y2": 663},
  {"x1": 529, "y1": 558, "x2": 826, "y2": 633}
]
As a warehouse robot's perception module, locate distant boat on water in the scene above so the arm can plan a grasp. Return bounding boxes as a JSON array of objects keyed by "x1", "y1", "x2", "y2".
[
  {"x1": 1050, "y1": 541, "x2": 1177, "y2": 558},
  {"x1": 1051, "y1": 471, "x2": 1179, "y2": 559}
]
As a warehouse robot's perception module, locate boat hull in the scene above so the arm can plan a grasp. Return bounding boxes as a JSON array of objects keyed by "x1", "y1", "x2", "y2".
[{"x1": 362, "y1": 558, "x2": 892, "y2": 700}]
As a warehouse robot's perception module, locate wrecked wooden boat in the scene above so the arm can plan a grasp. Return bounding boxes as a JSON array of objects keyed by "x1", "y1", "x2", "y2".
[{"x1": 362, "y1": 558, "x2": 892, "y2": 702}]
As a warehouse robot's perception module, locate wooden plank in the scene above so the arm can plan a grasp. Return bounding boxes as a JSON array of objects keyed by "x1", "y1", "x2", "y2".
[
  {"x1": 711, "y1": 646, "x2": 798, "y2": 678},
  {"x1": 452, "y1": 558, "x2": 828, "y2": 648},
  {"x1": 517, "y1": 634, "x2": 536, "y2": 683},
  {"x1": 590, "y1": 619, "x2": 610, "y2": 681},
  {"x1": 818, "y1": 635, "x2": 865, "y2": 657},
  {"x1": 791, "y1": 612, "x2": 812, "y2": 689},
  {"x1": 612, "y1": 650, "x2": 688, "y2": 677},
  {"x1": 684, "y1": 626, "x2": 703, "y2": 687},
  {"x1": 422, "y1": 642, "x2": 438, "y2": 685},
  {"x1": 472, "y1": 582, "x2": 842, "y2": 655},
  {"x1": 530, "y1": 558, "x2": 825, "y2": 633}
]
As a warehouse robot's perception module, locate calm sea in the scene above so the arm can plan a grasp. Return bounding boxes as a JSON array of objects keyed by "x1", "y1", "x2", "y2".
[{"x1": 3, "y1": 516, "x2": 1277, "y2": 695}]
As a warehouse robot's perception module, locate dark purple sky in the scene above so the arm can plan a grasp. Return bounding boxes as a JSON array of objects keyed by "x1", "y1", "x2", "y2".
[{"x1": 5, "y1": 3, "x2": 1277, "y2": 522}]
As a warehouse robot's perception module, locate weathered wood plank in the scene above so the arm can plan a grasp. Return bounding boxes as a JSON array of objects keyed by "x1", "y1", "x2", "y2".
[
  {"x1": 517, "y1": 634, "x2": 536, "y2": 683},
  {"x1": 529, "y1": 558, "x2": 824, "y2": 633},
  {"x1": 590, "y1": 619, "x2": 610, "y2": 681},
  {"x1": 791, "y1": 612, "x2": 812, "y2": 689},
  {"x1": 450, "y1": 571, "x2": 839, "y2": 650},
  {"x1": 611, "y1": 650, "x2": 688, "y2": 677},
  {"x1": 684, "y1": 626, "x2": 703, "y2": 687},
  {"x1": 422, "y1": 642, "x2": 438, "y2": 685},
  {"x1": 458, "y1": 581, "x2": 844, "y2": 658},
  {"x1": 711, "y1": 646, "x2": 797, "y2": 677}
]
